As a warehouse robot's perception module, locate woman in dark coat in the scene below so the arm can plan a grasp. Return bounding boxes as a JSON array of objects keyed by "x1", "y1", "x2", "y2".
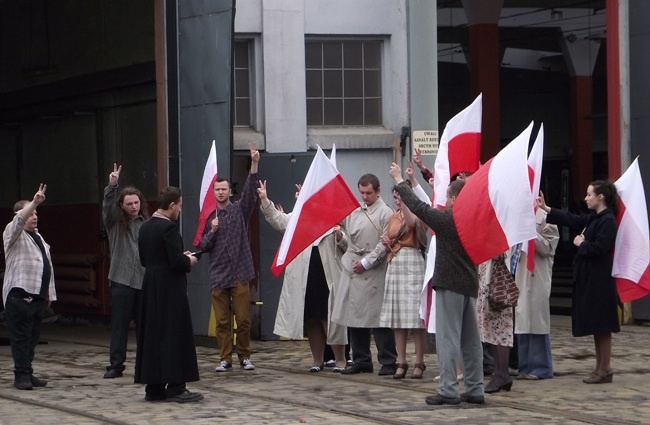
[
  {"x1": 538, "y1": 181, "x2": 619, "y2": 384},
  {"x1": 135, "y1": 186, "x2": 202, "y2": 402}
]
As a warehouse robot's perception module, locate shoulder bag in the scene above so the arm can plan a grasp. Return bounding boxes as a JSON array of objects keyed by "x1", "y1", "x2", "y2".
[{"x1": 487, "y1": 255, "x2": 519, "y2": 311}]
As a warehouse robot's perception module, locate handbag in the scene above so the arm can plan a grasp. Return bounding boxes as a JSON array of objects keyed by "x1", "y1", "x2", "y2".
[{"x1": 487, "y1": 255, "x2": 519, "y2": 311}]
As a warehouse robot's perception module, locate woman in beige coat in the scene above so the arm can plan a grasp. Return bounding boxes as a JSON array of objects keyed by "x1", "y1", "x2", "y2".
[
  {"x1": 509, "y1": 208, "x2": 559, "y2": 379},
  {"x1": 258, "y1": 181, "x2": 348, "y2": 372}
]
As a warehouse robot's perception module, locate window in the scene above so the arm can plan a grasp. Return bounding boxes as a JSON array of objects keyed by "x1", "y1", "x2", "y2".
[
  {"x1": 305, "y1": 40, "x2": 382, "y2": 126},
  {"x1": 234, "y1": 40, "x2": 251, "y2": 127}
]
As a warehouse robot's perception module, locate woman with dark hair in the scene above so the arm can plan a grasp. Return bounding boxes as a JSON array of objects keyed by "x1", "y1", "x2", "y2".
[{"x1": 538, "y1": 180, "x2": 619, "y2": 384}]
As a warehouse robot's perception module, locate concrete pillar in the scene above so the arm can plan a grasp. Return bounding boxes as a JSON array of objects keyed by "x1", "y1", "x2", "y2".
[
  {"x1": 262, "y1": 0, "x2": 307, "y2": 153},
  {"x1": 408, "y1": 0, "x2": 438, "y2": 187},
  {"x1": 462, "y1": 0, "x2": 503, "y2": 161}
]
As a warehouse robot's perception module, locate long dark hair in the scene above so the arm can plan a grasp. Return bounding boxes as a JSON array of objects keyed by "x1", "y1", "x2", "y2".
[
  {"x1": 590, "y1": 180, "x2": 618, "y2": 216},
  {"x1": 118, "y1": 186, "x2": 149, "y2": 231}
]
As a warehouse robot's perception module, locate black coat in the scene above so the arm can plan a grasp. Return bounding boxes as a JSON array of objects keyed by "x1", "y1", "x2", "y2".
[
  {"x1": 547, "y1": 207, "x2": 620, "y2": 337},
  {"x1": 134, "y1": 216, "x2": 200, "y2": 384}
]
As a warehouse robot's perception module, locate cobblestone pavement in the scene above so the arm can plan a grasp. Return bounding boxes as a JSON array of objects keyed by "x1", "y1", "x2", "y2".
[{"x1": 1, "y1": 315, "x2": 650, "y2": 424}]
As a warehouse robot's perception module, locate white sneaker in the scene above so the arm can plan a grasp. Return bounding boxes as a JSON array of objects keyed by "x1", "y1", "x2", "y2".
[
  {"x1": 215, "y1": 361, "x2": 232, "y2": 372},
  {"x1": 241, "y1": 359, "x2": 256, "y2": 370}
]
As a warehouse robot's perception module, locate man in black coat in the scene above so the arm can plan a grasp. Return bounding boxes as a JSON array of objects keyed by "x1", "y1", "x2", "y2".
[{"x1": 135, "y1": 186, "x2": 202, "y2": 403}]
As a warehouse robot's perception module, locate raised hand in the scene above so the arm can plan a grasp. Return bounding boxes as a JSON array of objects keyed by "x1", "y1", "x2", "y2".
[
  {"x1": 537, "y1": 190, "x2": 549, "y2": 212},
  {"x1": 33, "y1": 183, "x2": 47, "y2": 205},
  {"x1": 413, "y1": 147, "x2": 425, "y2": 170},
  {"x1": 249, "y1": 142, "x2": 260, "y2": 164},
  {"x1": 405, "y1": 161, "x2": 420, "y2": 188},
  {"x1": 294, "y1": 183, "x2": 302, "y2": 200},
  {"x1": 210, "y1": 216, "x2": 219, "y2": 233},
  {"x1": 109, "y1": 163, "x2": 122, "y2": 187},
  {"x1": 257, "y1": 180, "x2": 268, "y2": 201},
  {"x1": 389, "y1": 162, "x2": 404, "y2": 184}
]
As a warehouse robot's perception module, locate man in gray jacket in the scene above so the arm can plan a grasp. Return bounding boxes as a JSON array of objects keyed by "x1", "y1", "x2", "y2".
[
  {"x1": 102, "y1": 164, "x2": 148, "y2": 378},
  {"x1": 390, "y1": 163, "x2": 484, "y2": 406}
]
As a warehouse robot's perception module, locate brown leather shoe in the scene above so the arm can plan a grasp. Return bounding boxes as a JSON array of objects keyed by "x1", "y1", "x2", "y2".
[
  {"x1": 411, "y1": 363, "x2": 426, "y2": 379},
  {"x1": 393, "y1": 363, "x2": 408, "y2": 379}
]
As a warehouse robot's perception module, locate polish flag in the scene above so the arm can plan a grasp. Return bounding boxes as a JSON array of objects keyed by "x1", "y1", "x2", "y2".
[
  {"x1": 193, "y1": 140, "x2": 218, "y2": 247},
  {"x1": 271, "y1": 147, "x2": 359, "y2": 277},
  {"x1": 613, "y1": 158, "x2": 650, "y2": 302},
  {"x1": 420, "y1": 235, "x2": 437, "y2": 332},
  {"x1": 433, "y1": 94, "x2": 482, "y2": 208},
  {"x1": 453, "y1": 122, "x2": 537, "y2": 265},
  {"x1": 522, "y1": 124, "x2": 544, "y2": 272},
  {"x1": 330, "y1": 144, "x2": 337, "y2": 167}
]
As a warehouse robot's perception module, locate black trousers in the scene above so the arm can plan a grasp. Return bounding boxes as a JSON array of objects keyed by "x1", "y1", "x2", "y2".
[
  {"x1": 108, "y1": 281, "x2": 141, "y2": 371},
  {"x1": 349, "y1": 327, "x2": 397, "y2": 367},
  {"x1": 4, "y1": 291, "x2": 45, "y2": 377},
  {"x1": 146, "y1": 382, "x2": 186, "y2": 397}
]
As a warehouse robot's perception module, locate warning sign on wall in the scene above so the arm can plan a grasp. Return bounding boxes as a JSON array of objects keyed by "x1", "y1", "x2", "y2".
[{"x1": 412, "y1": 130, "x2": 439, "y2": 155}]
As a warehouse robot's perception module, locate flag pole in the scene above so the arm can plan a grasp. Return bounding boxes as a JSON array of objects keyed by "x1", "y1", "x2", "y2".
[{"x1": 392, "y1": 137, "x2": 401, "y2": 164}]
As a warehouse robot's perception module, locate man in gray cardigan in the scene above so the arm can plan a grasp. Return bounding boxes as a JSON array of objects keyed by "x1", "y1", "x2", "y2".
[
  {"x1": 102, "y1": 164, "x2": 148, "y2": 378},
  {"x1": 390, "y1": 163, "x2": 484, "y2": 406}
]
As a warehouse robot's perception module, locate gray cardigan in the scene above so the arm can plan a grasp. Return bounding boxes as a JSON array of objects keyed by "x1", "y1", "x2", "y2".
[
  {"x1": 102, "y1": 185, "x2": 145, "y2": 289},
  {"x1": 395, "y1": 181, "x2": 478, "y2": 298}
]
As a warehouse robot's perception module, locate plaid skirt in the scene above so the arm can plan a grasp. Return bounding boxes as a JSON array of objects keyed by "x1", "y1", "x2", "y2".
[{"x1": 379, "y1": 247, "x2": 426, "y2": 329}]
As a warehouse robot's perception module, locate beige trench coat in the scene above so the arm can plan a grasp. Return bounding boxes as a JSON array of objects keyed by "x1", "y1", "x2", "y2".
[
  {"x1": 261, "y1": 201, "x2": 348, "y2": 345},
  {"x1": 331, "y1": 198, "x2": 393, "y2": 328},
  {"x1": 508, "y1": 208, "x2": 559, "y2": 335}
]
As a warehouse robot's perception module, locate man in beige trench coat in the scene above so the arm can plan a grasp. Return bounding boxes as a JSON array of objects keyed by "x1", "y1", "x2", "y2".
[{"x1": 331, "y1": 174, "x2": 397, "y2": 375}]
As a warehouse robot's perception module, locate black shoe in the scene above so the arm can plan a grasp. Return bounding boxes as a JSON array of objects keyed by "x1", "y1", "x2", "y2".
[
  {"x1": 144, "y1": 393, "x2": 167, "y2": 402},
  {"x1": 424, "y1": 394, "x2": 461, "y2": 406},
  {"x1": 340, "y1": 363, "x2": 373, "y2": 375},
  {"x1": 483, "y1": 365, "x2": 495, "y2": 376},
  {"x1": 165, "y1": 389, "x2": 204, "y2": 403},
  {"x1": 14, "y1": 375, "x2": 33, "y2": 390},
  {"x1": 103, "y1": 369, "x2": 123, "y2": 379},
  {"x1": 460, "y1": 392, "x2": 485, "y2": 404},
  {"x1": 30, "y1": 375, "x2": 47, "y2": 387},
  {"x1": 378, "y1": 364, "x2": 397, "y2": 376},
  {"x1": 484, "y1": 378, "x2": 513, "y2": 393}
]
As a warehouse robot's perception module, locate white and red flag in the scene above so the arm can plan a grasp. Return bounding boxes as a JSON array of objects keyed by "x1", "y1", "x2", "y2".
[
  {"x1": 522, "y1": 124, "x2": 544, "y2": 272},
  {"x1": 433, "y1": 94, "x2": 482, "y2": 209},
  {"x1": 271, "y1": 147, "x2": 359, "y2": 277},
  {"x1": 193, "y1": 140, "x2": 218, "y2": 247},
  {"x1": 613, "y1": 158, "x2": 650, "y2": 302},
  {"x1": 453, "y1": 122, "x2": 537, "y2": 265}
]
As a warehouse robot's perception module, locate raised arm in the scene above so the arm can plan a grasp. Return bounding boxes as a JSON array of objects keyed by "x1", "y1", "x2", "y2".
[
  {"x1": 249, "y1": 142, "x2": 259, "y2": 174},
  {"x1": 258, "y1": 180, "x2": 291, "y2": 232},
  {"x1": 103, "y1": 163, "x2": 122, "y2": 228},
  {"x1": 413, "y1": 147, "x2": 434, "y2": 182},
  {"x1": 6, "y1": 184, "x2": 47, "y2": 249},
  {"x1": 18, "y1": 184, "x2": 46, "y2": 222}
]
